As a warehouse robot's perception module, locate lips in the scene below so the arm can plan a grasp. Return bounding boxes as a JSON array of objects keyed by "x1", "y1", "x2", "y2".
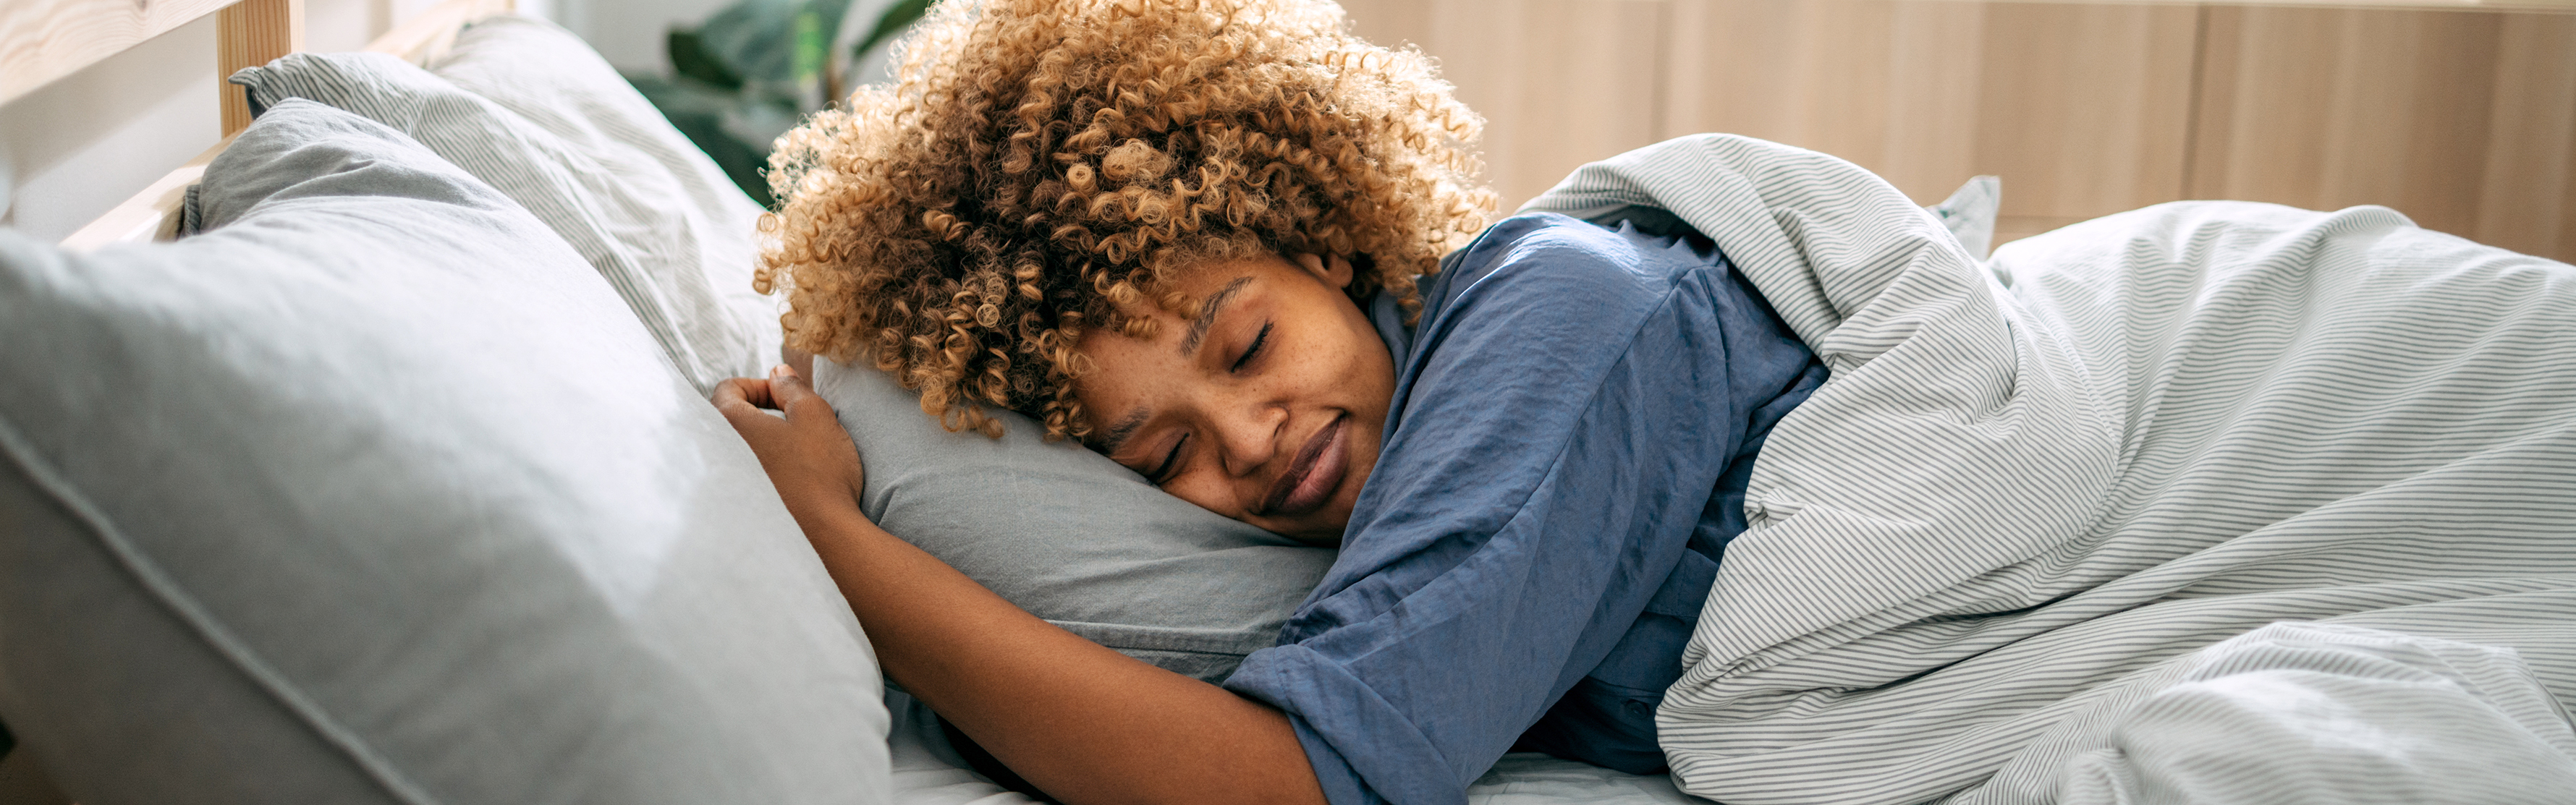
[{"x1": 1260, "y1": 413, "x2": 1349, "y2": 519}]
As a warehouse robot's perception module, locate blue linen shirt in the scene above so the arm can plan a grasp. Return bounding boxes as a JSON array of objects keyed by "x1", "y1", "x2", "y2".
[{"x1": 1223, "y1": 213, "x2": 1827, "y2": 805}]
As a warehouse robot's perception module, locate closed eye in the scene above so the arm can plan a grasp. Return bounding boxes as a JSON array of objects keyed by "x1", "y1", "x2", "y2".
[
  {"x1": 1232, "y1": 322, "x2": 1272, "y2": 372},
  {"x1": 1149, "y1": 434, "x2": 1187, "y2": 483}
]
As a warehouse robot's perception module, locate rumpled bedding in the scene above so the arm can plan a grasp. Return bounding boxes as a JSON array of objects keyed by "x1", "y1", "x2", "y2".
[{"x1": 1524, "y1": 135, "x2": 2576, "y2": 805}]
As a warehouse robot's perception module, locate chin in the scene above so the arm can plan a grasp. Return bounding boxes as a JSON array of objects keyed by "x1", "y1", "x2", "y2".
[
  {"x1": 1263, "y1": 510, "x2": 1350, "y2": 547},
  {"x1": 1303, "y1": 505, "x2": 1357, "y2": 546},
  {"x1": 1290, "y1": 528, "x2": 1344, "y2": 548}
]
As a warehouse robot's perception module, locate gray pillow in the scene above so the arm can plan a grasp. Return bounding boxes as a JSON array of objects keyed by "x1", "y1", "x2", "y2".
[
  {"x1": 0, "y1": 101, "x2": 890, "y2": 805},
  {"x1": 226, "y1": 17, "x2": 776, "y2": 396},
  {"x1": 814, "y1": 360, "x2": 1336, "y2": 684}
]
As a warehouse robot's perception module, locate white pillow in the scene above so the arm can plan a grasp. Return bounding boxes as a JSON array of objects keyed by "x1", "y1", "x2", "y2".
[
  {"x1": 0, "y1": 101, "x2": 889, "y2": 805},
  {"x1": 1926, "y1": 174, "x2": 2001, "y2": 260},
  {"x1": 229, "y1": 16, "x2": 780, "y2": 396},
  {"x1": 431, "y1": 14, "x2": 784, "y2": 375}
]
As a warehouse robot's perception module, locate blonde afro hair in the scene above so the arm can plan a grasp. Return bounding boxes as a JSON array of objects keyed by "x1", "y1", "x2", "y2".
[{"x1": 757, "y1": 0, "x2": 1496, "y2": 439}]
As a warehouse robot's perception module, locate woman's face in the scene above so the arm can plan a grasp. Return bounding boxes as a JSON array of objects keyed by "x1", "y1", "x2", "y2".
[{"x1": 1074, "y1": 253, "x2": 1395, "y2": 545}]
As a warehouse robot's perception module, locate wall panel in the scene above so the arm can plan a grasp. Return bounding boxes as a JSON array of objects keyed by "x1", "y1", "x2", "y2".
[
  {"x1": 1339, "y1": 0, "x2": 2573, "y2": 262},
  {"x1": 2192, "y1": 8, "x2": 2491, "y2": 237},
  {"x1": 2474, "y1": 14, "x2": 2576, "y2": 259},
  {"x1": 1661, "y1": 0, "x2": 2195, "y2": 244},
  {"x1": 1973, "y1": 4, "x2": 2196, "y2": 225},
  {"x1": 2190, "y1": 7, "x2": 2576, "y2": 260},
  {"x1": 1342, "y1": 0, "x2": 1672, "y2": 210},
  {"x1": 1663, "y1": 0, "x2": 1985, "y2": 203},
  {"x1": 0, "y1": 0, "x2": 232, "y2": 106}
]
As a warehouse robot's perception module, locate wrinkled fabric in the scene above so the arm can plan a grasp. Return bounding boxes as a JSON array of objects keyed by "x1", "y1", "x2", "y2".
[
  {"x1": 2030, "y1": 623, "x2": 2576, "y2": 805},
  {"x1": 1523, "y1": 134, "x2": 2576, "y2": 805},
  {"x1": 1224, "y1": 213, "x2": 1826, "y2": 805}
]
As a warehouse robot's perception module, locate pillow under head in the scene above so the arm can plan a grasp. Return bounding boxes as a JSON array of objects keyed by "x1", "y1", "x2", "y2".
[
  {"x1": 815, "y1": 360, "x2": 1336, "y2": 684},
  {"x1": 0, "y1": 100, "x2": 889, "y2": 805}
]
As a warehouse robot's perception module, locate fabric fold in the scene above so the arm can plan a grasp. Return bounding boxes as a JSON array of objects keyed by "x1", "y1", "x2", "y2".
[{"x1": 1526, "y1": 135, "x2": 2576, "y2": 804}]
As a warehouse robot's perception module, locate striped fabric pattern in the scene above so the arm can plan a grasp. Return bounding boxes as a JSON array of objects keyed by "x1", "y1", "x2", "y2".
[{"x1": 1523, "y1": 135, "x2": 2576, "y2": 805}]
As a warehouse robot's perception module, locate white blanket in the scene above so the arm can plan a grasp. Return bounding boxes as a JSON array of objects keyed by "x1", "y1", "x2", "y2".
[{"x1": 1524, "y1": 135, "x2": 2576, "y2": 805}]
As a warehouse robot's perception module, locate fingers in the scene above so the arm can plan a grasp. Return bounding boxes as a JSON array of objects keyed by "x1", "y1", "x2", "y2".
[
  {"x1": 712, "y1": 377, "x2": 779, "y2": 433},
  {"x1": 712, "y1": 375, "x2": 808, "y2": 461},
  {"x1": 712, "y1": 366, "x2": 844, "y2": 451},
  {"x1": 768, "y1": 364, "x2": 839, "y2": 422},
  {"x1": 707, "y1": 365, "x2": 872, "y2": 522},
  {"x1": 714, "y1": 376, "x2": 775, "y2": 409}
]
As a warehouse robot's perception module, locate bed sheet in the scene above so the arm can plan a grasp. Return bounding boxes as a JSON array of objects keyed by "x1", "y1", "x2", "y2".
[{"x1": 883, "y1": 691, "x2": 1708, "y2": 805}]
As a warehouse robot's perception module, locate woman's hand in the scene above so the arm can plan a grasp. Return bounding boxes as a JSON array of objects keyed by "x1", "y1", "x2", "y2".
[
  {"x1": 710, "y1": 365, "x2": 1323, "y2": 805},
  {"x1": 712, "y1": 365, "x2": 868, "y2": 534}
]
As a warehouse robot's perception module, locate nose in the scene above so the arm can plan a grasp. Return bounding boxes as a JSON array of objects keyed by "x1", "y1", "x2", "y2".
[{"x1": 1209, "y1": 391, "x2": 1286, "y2": 477}]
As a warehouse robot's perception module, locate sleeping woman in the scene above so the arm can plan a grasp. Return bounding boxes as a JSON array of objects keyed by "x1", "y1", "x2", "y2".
[{"x1": 711, "y1": 0, "x2": 1826, "y2": 803}]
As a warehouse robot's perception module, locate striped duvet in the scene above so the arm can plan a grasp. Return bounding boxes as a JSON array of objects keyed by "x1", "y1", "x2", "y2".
[{"x1": 1525, "y1": 135, "x2": 2576, "y2": 804}]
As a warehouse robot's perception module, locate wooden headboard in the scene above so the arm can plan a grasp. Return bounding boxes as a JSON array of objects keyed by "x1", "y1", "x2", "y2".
[{"x1": 15, "y1": 0, "x2": 515, "y2": 251}]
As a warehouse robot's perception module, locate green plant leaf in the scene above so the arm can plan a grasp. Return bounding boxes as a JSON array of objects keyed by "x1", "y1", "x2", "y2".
[
  {"x1": 854, "y1": 0, "x2": 931, "y2": 63},
  {"x1": 668, "y1": 29, "x2": 745, "y2": 90},
  {"x1": 627, "y1": 74, "x2": 776, "y2": 205}
]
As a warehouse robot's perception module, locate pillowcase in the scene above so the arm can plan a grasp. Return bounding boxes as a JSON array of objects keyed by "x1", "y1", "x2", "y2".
[
  {"x1": 431, "y1": 14, "x2": 783, "y2": 373},
  {"x1": 814, "y1": 360, "x2": 1336, "y2": 684},
  {"x1": 1926, "y1": 174, "x2": 2001, "y2": 260},
  {"x1": 226, "y1": 15, "x2": 779, "y2": 396},
  {"x1": 0, "y1": 100, "x2": 889, "y2": 805}
]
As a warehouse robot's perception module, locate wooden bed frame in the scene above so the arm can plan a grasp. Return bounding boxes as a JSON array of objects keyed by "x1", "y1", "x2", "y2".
[{"x1": 24, "y1": 0, "x2": 515, "y2": 252}]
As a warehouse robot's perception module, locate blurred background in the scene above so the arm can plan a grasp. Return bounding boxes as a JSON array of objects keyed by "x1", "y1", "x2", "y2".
[
  {"x1": 1334, "y1": 0, "x2": 2576, "y2": 261},
  {"x1": 4, "y1": 0, "x2": 2572, "y2": 260}
]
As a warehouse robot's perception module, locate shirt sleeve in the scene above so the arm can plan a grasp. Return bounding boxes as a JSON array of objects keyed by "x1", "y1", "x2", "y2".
[{"x1": 1223, "y1": 214, "x2": 1816, "y2": 805}]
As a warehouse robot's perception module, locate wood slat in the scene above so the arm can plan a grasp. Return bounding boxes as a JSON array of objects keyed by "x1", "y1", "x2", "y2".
[
  {"x1": 1665, "y1": 0, "x2": 1965, "y2": 200},
  {"x1": 59, "y1": 0, "x2": 510, "y2": 250},
  {"x1": 1663, "y1": 0, "x2": 2197, "y2": 216},
  {"x1": 217, "y1": 0, "x2": 305, "y2": 136},
  {"x1": 1973, "y1": 2, "x2": 2197, "y2": 218},
  {"x1": 2473, "y1": 13, "x2": 2576, "y2": 259},
  {"x1": 56, "y1": 135, "x2": 232, "y2": 251},
  {"x1": 0, "y1": 0, "x2": 234, "y2": 108},
  {"x1": 1339, "y1": 0, "x2": 1673, "y2": 210},
  {"x1": 2189, "y1": 5, "x2": 2576, "y2": 263},
  {"x1": 2010, "y1": 0, "x2": 2576, "y2": 9},
  {"x1": 1345, "y1": 0, "x2": 2569, "y2": 259}
]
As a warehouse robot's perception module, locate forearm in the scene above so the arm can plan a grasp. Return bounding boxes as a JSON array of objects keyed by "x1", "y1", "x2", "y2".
[{"x1": 799, "y1": 506, "x2": 1326, "y2": 805}]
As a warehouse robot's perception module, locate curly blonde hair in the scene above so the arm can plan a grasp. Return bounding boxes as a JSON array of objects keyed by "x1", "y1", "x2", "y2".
[{"x1": 757, "y1": 0, "x2": 1495, "y2": 439}]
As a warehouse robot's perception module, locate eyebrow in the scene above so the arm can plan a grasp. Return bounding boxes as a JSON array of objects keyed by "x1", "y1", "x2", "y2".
[
  {"x1": 1101, "y1": 406, "x2": 1151, "y2": 456},
  {"x1": 1102, "y1": 276, "x2": 1250, "y2": 457},
  {"x1": 1180, "y1": 276, "x2": 1254, "y2": 357}
]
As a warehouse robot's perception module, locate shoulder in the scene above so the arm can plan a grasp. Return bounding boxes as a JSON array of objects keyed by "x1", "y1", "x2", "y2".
[
  {"x1": 1428, "y1": 213, "x2": 1676, "y2": 309},
  {"x1": 1381, "y1": 213, "x2": 1725, "y2": 438},
  {"x1": 1410, "y1": 213, "x2": 1711, "y2": 358}
]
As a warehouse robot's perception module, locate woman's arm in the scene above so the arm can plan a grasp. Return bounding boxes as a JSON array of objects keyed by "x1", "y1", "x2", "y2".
[{"x1": 713, "y1": 367, "x2": 1326, "y2": 805}]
